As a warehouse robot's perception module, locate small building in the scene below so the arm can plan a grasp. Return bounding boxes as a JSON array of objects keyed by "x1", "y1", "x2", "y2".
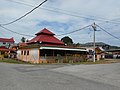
[
  {"x1": 85, "y1": 47, "x2": 105, "y2": 61},
  {"x1": 95, "y1": 47, "x2": 105, "y2": 60},
  {"x1": 17, "y1": 28, "x2": 87, "y2": 63},
  {"x1": 0, "y1": 46, "x2": 16, "y2": 58},
  {"x1": 0, "y1": 37, "x2": 14, "y2": 48},
  {"x1": 0, "y1": 37, "x2": 16, "y2": 58},
  {"x1": 105, "y1": 49, "x2": 120, "y2": 59}
]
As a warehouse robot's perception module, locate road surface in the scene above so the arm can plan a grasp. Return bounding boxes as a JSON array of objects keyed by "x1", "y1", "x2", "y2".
[{"x1": 0, "y1": 63, "x2": 120, "y2": 90}]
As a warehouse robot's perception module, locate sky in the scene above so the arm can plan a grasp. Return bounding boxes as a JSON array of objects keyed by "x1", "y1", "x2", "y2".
[{"x1": 0, "y1": 0, "x2": 120, "y2": 46}]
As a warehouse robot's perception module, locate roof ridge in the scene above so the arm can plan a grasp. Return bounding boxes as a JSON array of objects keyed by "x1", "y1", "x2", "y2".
[{"x1": 35, "y1": 28, "x2": 55, "y2": 36}]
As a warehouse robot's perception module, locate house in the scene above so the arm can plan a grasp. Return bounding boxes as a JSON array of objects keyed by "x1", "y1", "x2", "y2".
[
  {"x1": 0, "y1": 46, "x2": 16, "y2": 58},
  {"x1": 0, "y1": 37, "x2": 16, "y2": 58},
  {"x1": 0, "y1": 37, "x2": 14, "y2": 48},
  {"x1": 83, "y1": 46, "x2": 105, "y2": 61},
  {"x1": 17, "y1": 28, "x2": 87, "y2": 63},
  {"x1": 80, "y1": 42, "x2": 111, "y2": 61},
  {"x1": 105, "y1": 49, "x2": 120, "y2": 59},
  {"x1": 81, "y1": 42, "x2": 120, "y2": 60}
]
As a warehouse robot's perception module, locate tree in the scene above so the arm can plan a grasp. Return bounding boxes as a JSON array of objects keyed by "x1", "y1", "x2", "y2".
[
  {"x1": 73, "y1": 43, "x2": 81, "y2": 47},
  {"x1": 26, "y1": 39, "x2": 29, "y2": 42},
  {"x1": 21, "y1": 37, "x2": 26, "y2": 42},
  {"x1": 61, "y1": 36, "x2": 73, "y2": 45}
]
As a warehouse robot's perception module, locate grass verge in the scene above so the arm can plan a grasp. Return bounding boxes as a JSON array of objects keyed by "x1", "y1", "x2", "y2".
[
  {"x1": 0, "y1": 58, "x2": 120, "y2": 65},
  {"x1": 0, "y1": 58, "x2": 30, "y2": 64}
]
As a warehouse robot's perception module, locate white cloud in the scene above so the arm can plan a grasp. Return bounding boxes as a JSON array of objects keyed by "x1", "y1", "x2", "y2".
[{"x1": 0, "y1": 0, "x2": 120, "y2": 46}]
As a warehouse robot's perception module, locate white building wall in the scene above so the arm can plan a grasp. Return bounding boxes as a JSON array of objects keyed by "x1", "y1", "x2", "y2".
[
  {"x1": 30, "y1": 48, "x2": 39, "y2": 61},
  {"x1": 17, "y1": 48, "x2": 39, "y2": 63},
  {"x1": 17, "y1": 50, "x2": 21, "y2": 60},
  {"x1": 0, "y1": 42, "x2": 14, "y2": 48}
]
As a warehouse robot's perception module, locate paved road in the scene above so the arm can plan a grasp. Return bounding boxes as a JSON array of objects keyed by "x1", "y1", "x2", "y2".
[
  {"x1": 0, "y1": 63, "x2": 120, "y2": 90},
  {"x1": 53, "y1": 63, "x2": 120, "y2": 87}
]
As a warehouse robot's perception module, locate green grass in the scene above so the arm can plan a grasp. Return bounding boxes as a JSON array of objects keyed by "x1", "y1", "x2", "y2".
[
  {"x1": 0, "y1": 58, "x2": 30, "y2": 64},
  {"x1": 0, "y1": 58, "x2": 120, "y2": 65}
]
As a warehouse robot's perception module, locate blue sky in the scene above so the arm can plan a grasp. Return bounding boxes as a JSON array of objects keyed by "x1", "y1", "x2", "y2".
[{"x1": 0, "y1": 0, "x2": 120, "y2": 46}]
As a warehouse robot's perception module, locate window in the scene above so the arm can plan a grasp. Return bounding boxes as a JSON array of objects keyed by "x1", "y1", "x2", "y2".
[
  {"x1": 24, "y1": 51, "x2": 26, "y2": 55},
  {"x1": 27, "y1": 51, "x2": 29, "y2": 55},
  {"x1": 21, "y1": 51, "x2": 23, "y2": 55},
  {"x1": 3, "y1": 42, "x2": 6, "y2": 44}
]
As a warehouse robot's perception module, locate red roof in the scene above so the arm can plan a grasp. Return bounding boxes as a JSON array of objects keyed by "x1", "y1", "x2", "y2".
[
  {"x1": 29, "y1": 34, "x2": 64, "y2": 45},
  {"x1": 0, "y1": 47, "x2": 14, "y2": 51},
  {"x1": 0, "y1": 37, "x2": 14, "y2": 43},
  {"x1": 28, "y1": 28, "x2": 64, "y2": 45},
  {"x1": 35, "y1": 28, "x2": 55, "y2": 36}
]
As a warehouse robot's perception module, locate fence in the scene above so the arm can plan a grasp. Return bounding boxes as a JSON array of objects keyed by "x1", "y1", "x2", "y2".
[{"x1": 40, "y1": 54, "x2": 87, "y2": 63}]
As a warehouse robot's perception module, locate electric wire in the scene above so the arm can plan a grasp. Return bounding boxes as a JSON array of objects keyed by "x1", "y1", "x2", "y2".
[
  {"x1": 96, "y1": 24, "x2": 120, "y2": 41},
  {"x1": 0, "y1": 23, "x2": 91, "y2": 37},
  {"x1": 0, "y1": 0, "x2": 47, "y2": 26},
  {"x1": 0, "y1": 25, "x2": 34, "y2": 37},
  {"x1": 5, "y1": 0, "x2": 120, "y2": 25},
  {"x1": 4, "y1": 0, "x2": 100, "y2": 21},
  {"x1": 1, "y1": 0, "x2": 120, "y2": 42},
  {"x1": 56, "y1": 25, "x2": 91, "y2": 36},
  {"x1": 5, "y1": 0, "x2": 101, "y2": 20}
]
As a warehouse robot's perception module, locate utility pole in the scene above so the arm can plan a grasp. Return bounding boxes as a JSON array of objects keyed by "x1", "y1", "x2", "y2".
[{"x1": 92, "y1": 23, "x2": 96, "y2": 62}]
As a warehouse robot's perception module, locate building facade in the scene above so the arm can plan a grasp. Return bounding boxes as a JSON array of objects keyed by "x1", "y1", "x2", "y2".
[
  {"x1": 0, "y1": 37, "x2": 14, "y2": 48},
  {"x1": 17, "y1": 28, "x2": 87, "y2": 63},
  {"x1": 0, "y1": 37, "x2": 16, "y2": 58}
]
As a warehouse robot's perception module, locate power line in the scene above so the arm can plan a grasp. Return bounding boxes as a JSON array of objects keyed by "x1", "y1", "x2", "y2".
[
  {"x1": 96, "y1": 24, "x2": 120, "y2": 41},
  {"x1": 5, "y1": 0, "x2": 105, "y2": 20},
  {"x1": 4, "y1": 0, "x2": 100, "y2": 21},
  {"x1": 5, "y1": 0, "x2": 120, "y2": 25},
  {"x1": 1, "y1": 0, "x2": 120, "y2": 43},
  {"x1": 56, "y1": 25, "x2": 91, "y2": 36},
  {"x1": 0, "y1": 25, "x2": 34, "y2": 37},
  {"x1": 7, "y1": 0, "x2": 105, "y2": 20},
  {"x1": 5, "y1": 0, "x2": 35, "y2": 7},
  {"x1": 0, "y1": 0, "x2": 47, "y2": 26},
  {"x1": 97, "y1": 18, "x2": 120, "y2": 25}
]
